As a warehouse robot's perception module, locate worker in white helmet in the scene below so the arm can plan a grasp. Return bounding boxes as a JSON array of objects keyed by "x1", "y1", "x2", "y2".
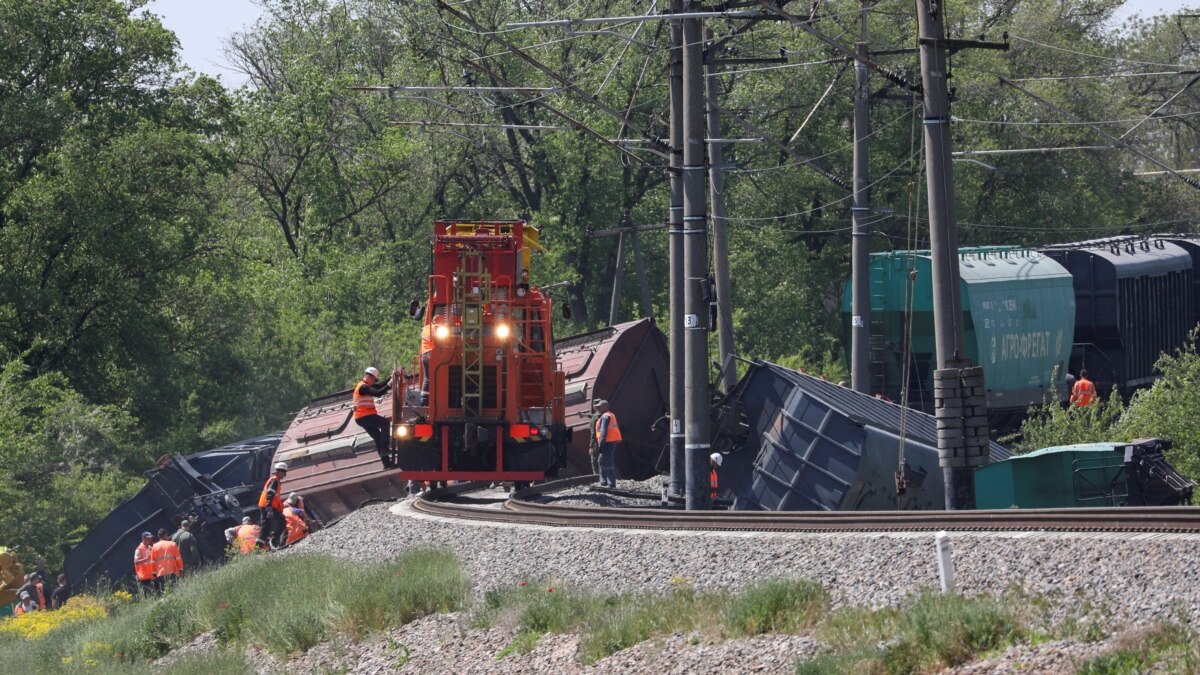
[
  {"x1": 353, "y1": 366, "x2": 395, "y2": 468},
  {"x1": 257, "y1": 462, "x2": 289, "y2": 549},
  {"x1": 709, "y1": 453, "x2": 723, "y2": 503}
]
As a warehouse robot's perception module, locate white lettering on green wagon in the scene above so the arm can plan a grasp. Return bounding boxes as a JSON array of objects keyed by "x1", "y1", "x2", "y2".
[{"x1": 989, "y1": 330, "x2": 1052, "y2": 364}]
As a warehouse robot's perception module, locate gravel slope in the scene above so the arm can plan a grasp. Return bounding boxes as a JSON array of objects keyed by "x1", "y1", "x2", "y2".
[{"x1": 252, "y1": 488, "x2": 1200, "y2": 672}]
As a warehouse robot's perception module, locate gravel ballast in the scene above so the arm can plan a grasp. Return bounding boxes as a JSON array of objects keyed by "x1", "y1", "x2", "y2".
[{"x1": 270, "y1": 483, "x2": 1200, "y2": 672}]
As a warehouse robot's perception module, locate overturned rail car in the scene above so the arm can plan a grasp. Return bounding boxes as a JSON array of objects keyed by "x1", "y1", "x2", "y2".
[
  {"x1": 277, "y1": 318, "x2": 670, "y2": 521},
  {"x1": 557, "y1": 318, "x2": 669, "y2": 480},
  {"x1": 64, "y1": 434, "x2": 280, "y2": 589},
  {"x1": 712, "y1": 361, "x2": 1010, "y2": 511}
]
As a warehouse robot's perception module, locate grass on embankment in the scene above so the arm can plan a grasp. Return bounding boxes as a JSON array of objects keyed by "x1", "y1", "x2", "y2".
[
  {"x1": 0, "y1": 548, "x2": 468, "y2": 674},
  {"x1": 5, "y1": 549, "x2": 1197, "y2": 674},
  {"x1": 476, "y1": 577, "x2": 829, "y2": 664}
]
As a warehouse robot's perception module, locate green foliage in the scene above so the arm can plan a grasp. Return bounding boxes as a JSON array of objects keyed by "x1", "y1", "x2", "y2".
[
  {"x1": 496, "y1": 629, "x2": 543, "y2": 659},
  {"x1": 0, "y1": 549, "x2": 468, "y2": 673},
  {"x1": 0, "y1": 359, "x2": 143, "y2": 568},
  {"x1": 1075, "y1": 622, "x2": 1200, "y2": 675},
  {"x1": 1010, "y1": 342, "x2": 1200, "y2": 487},
  {"x1": 720, "y1": 578, "x2": 829, "y2": 636},
  {"x1": 1114, "y1": 344, "x2": 1200, "y2": 480},
  {"x1": 1008, "y1": 389, "x2": 1126, "y2": 454},
  {"x1": 807, "y1": 590, "x2": 1030, "y2": 674}
]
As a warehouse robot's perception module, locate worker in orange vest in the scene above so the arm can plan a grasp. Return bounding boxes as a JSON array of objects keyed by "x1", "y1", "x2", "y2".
[
  {"x1": 420, "y1": 324, "x2": 434, "y2": 407},
  {"x1": 258, "y1": 462, "x2": 288, "y2": 549},
  {"x1": 151, "y1": 528, "x2": 183, "y2": 584},
  {"x1": 593, "y1": 400, "x2": 621, "y2": 488},
  {"x1": 709, "y1": 452, "x2": 723, "y2": 503},
  {"x1": 352, "y1": 366, "x2": 394, "y2": 468},
  {"x1": 133, "y1": 532, "x2": 158, "y2": 594},
  {"x1": 13, "y1": 591, "x2": 36, "y2": 616},
  {"x1": 225, "y1": 517, "x2": 261, "y2": 555},
  {"x1": 1071, "y1": 369, "x2": 1097, "y2": 407},
  {"x1": 282, "y1": 497, "x2": 309, "y2": 546}
]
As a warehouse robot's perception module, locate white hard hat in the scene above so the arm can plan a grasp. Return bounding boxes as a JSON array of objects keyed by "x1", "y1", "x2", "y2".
[
  {"x1": 710, "y1": 452, "x2": 723, "y2": 466},
  {"x1": 364, "y1": 366, "x2": 380, "y2": 378},
  {"x1": 242, "y1": 516, "x2": 252, "y2": 524},
  {"x1": 274, "y1": 461, "x2": 288, "y2": 472}
]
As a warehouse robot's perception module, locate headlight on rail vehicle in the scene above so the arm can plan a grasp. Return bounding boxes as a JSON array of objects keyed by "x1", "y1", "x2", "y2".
[
  {"x1": 434, "y1": 324, "x2": 450, "y2": 341},
  {"x1": 393, "y1": 425, "x2": 410, "y2": 439},
  {"x1": 495, "y1": 323, "x2": 511, "y2": 339}
]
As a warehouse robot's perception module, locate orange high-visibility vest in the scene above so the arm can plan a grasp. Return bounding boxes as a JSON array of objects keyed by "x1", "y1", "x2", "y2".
[
  {"x1": 352, "y1": 380, "x2": 378, "y2": 419},
  {"x1": 710, "y1": 469, "x2": 719, "y2": 501},
  {"x1": 34, "y1": 582, "x2": 46, "y2": 609},
  {"x1": 283, "y1": 507, "x2": 309, "y2": 545},
  {"x1": 420, "y1": 324, "x2": 434, "y2": 355},
  {"x1": 134, "y1": 543, "x2": 156, "y2": 581},
  {"x1": 151, "y1": 540, "x2": 183, "y2": 577},
  {"x1": 595, "y1": 411, "x2": 622, "y2": 443},
  {"x1": 236, "y1": 524, "x2": 260, "y2": 554},
  {"x1": 1071, "y1": 378, "x2": 1097, "y2": 407},
  {"x1": 259, "y1": 475, "x2": 283, "y2": 510}
]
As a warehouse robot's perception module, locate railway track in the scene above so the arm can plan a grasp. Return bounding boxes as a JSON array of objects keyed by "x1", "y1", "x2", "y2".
[{"x1": 411, "y1": 476, "x2": 1200, "y2": 533}]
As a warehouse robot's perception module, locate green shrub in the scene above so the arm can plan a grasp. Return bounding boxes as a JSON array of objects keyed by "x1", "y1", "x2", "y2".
[
  {"x1": 722, "y1": 578, "x2": 828, "y2": 636},
  {"x1": 811, "y1": 591, "x2": 1028, "y2": 674}
]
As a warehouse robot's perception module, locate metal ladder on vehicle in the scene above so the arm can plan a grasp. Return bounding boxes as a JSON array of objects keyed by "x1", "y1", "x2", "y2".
[{"x1": 456, "y1": 251, "x2": 490, "y2": 417}]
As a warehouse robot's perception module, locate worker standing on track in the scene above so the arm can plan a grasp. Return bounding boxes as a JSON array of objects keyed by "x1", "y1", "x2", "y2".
[
  {"x1": 152, "y1": 528, "x2": 183, "y2": 587},
  {"x1": 258, "y1": 462, "x2": 289, "y2": 549},
  {"x1": 134, "y1": 532, "x2": 157, "y2": 595},
  {"x1": 709, "y1": 453, "x2": 723, "y2": 503},
  {"x1": 593, "y1": 400, "x2": 621, "y2": 488},
  {"x1": 353, "y1": 367, "x2": 395, "y2": 468},
  {"x1": 1071, "y1": 369, "x2": 1097, "y2": 407}
]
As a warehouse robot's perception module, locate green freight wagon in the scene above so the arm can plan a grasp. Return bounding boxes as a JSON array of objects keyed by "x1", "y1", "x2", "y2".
[
  {"x1": 841, "y1": 247, "x2": 1075, "y2": 429},
  {"x1": 974, "y1": 439, "x2": 1195, "y2": 508}
]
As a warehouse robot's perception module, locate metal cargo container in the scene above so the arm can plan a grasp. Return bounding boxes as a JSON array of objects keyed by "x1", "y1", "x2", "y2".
[
  {"x1": 64, "y1": 434, "x2": 280, "y2": 589},
  {"x1": 712, "y1": 360, "x2": 1010, "y2": 511},
  {"x1": 841, "y1": 247, "x2": 1075, "y2": 419},
  {"x1": 1039, "y1": 237, "x2": 1193, "y2": 394},
  {"x1": 1153, "y1": 234, "x2": 1200, "y2": 335}
]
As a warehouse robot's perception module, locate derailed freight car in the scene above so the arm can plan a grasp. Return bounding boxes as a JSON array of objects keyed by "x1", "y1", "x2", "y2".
[
  {"x1": 64, "y1": 435, "x2": 280, "y2": 589},
  {"x1": 711, "y1": 361, "x2": 1010, "y2": 511}
]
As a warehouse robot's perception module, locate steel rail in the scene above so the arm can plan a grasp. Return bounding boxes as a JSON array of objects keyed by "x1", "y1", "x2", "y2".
[{"x1": 412, "y1": 479, "x2": 1200, "y2": 533}]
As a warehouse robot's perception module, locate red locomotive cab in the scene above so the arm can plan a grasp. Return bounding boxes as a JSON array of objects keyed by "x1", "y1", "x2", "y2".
[{"x1": 392, "y1": 220, "x2": 570, "y2": 482}]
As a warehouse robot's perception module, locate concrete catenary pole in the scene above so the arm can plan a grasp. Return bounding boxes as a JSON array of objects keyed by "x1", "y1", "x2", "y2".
[
  {"x1": 630, "y1": 228, "x2": 653, "y2": 319},
  {"x1": 705, "y1": 28, "x2": 737, "y2": 394},
  {"x1": 607, "y1": 229, "x2": 627, "y2": 325},
  {"x1": 668, "y1": 0, "x2": 686, "y2": 497},
  {"x1": 682, "y1": 2, "x2": 711, "y2": 510},
  {"x1": 916, "y1": 0, "x2": 978, "y2": 509},
  {"x1": 849, "y1": 2, "x2": 872, "y2": 394}
]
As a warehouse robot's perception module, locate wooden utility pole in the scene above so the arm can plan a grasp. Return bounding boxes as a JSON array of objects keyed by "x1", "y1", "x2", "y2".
[
  {"x1": 668, "y1": 0, "x2": 686, "y2": 498},
  {"x1": 682, "y1": 1, "x2": 711, "y2": 510},
  {"x1": 704, "y1": 28, "x2": 737, "y2": 394},
  {"x1": 849, "y1": 1, "x2": 872, "y2": 394}
]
